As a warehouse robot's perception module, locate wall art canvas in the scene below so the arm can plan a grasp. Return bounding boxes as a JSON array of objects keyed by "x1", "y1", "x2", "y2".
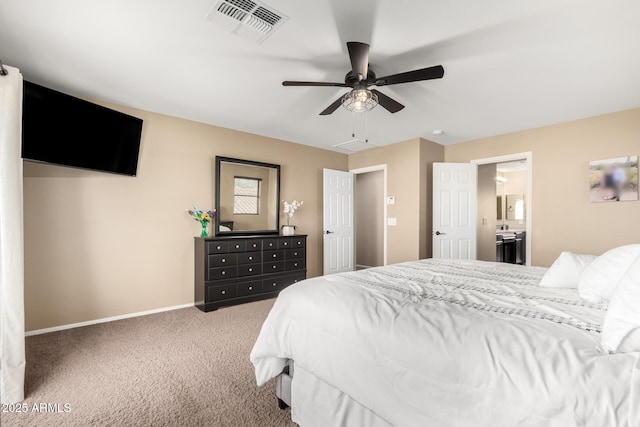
[{"x1": 589, "y1": 155, "x2": 638, "y2": 202}]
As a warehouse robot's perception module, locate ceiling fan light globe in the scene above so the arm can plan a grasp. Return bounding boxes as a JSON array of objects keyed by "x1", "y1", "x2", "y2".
[{"x1": 342, "y1": 89, "x2": 378, "y2": 113}]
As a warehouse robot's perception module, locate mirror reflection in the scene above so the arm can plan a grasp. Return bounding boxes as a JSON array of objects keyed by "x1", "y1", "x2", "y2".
[
  {"x1": 215, "y1": 157, "x2": 280, "y2": 235},
  {"x1": 497, "y1": 194, "x2": 525, "y2": 221},
  {"x1": 506, "y1": 194, "x2": 525, "y2": 221}
]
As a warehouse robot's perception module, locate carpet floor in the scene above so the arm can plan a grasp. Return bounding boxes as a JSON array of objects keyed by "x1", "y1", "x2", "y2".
[{"x1": 2, "y1": 299, "x2": 297, "y2": 427}]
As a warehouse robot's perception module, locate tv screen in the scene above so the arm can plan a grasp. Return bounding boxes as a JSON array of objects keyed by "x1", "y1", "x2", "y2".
[{"x1": 22, "y1": 81, "x2": 143, "y2": 176}]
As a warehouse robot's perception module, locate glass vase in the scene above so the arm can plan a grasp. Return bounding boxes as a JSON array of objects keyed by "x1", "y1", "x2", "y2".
[{"x1": 200, "y1": 222, "x2": 208, "y2": 238}]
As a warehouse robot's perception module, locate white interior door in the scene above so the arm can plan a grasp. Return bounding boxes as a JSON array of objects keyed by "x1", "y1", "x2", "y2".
[
  {"x1": 433, "y1": 163, "x2": 477, "y2": 259},
  {"x1": 323, "y1": 169, "x2": 354, "y2": 275}
]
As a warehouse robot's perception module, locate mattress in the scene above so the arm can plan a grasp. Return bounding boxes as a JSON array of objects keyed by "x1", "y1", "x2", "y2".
[{"x1": 251, "y1": 259, "x2": 640, "y2": 426}]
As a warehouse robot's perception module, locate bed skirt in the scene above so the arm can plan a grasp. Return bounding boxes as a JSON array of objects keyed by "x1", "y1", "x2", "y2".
[{"x1": 278, "y1": 361, "x2": 393, "y2": 427}]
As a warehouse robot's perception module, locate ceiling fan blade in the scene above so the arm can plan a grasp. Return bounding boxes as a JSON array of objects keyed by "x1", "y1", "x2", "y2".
[
  {"x1": 283, "y1": 81, "x2": 349, "y2": 87},
  {"x1": 319, "y1": 95, "x2": 345, "y2": 116},
  {"x1": 374, "y1": 65, "x2": 444, "y2": 86},
  {"x1": 347, "y1": 42, "x2": 370, "y2": 81},
  {"x1": 370, "y1": 89, "x2": 404, "y2": 113}
]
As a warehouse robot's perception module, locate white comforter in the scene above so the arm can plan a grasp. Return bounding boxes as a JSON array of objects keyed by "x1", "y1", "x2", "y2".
[{"x1": 250, "y1": 259, "x2": 640, "y2": 427}]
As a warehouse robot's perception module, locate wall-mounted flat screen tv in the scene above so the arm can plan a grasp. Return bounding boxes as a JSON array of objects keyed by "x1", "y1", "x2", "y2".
[{"x1": 22, "y1": 81, "x2": 143, "y2": 176}]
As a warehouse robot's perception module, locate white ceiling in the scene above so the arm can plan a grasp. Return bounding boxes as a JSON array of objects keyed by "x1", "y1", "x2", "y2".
[{"x1": 1, "y1": 0, "x2": 639, "y2": 152}]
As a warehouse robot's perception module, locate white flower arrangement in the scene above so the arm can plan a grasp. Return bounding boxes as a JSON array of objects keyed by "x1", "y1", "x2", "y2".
[{"x1": 282, "y1": 200, "x2": 303, "y2": 226}]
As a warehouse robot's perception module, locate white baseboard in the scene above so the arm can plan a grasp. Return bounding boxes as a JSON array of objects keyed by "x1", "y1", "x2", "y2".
[{"x1": 25, "y1": 303, "x2": 195, "y2": 336}]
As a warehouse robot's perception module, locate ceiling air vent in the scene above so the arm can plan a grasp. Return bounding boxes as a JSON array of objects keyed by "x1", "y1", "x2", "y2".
[{"x1": 205, "y1": 0, "x2": 288, "y2": 44}]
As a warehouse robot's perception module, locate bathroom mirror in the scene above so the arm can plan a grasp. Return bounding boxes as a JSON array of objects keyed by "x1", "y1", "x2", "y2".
[
  {"x1": 215, "y1": 156, "x2": 280, "y2": 236},
  {"x1": 506, "y1": 194, "x2": 525, "y2": 221}
]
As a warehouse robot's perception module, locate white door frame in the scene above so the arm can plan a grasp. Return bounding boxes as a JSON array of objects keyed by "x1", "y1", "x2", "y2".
[
  {"x1": 350, "y1": 164, "x2": 388, "y2": 266},
  {"x1": 471, "y1": 151, "x2": 533, "y2": 266}
]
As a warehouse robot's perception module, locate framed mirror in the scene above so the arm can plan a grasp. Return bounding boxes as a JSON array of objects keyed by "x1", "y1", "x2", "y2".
[
  {"x1": 215, "y1": 156, "x2": 280, "y2": 236},
  {"x1": 506, "y1": 194, "x2": 525, "y2": 220}
]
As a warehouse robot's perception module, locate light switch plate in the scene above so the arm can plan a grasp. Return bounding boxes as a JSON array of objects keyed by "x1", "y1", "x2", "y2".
[
  {"x1": 386, "y1": 196, "x2": 395, "y2": 205},
  {"x1": 387, "y1": 217, "x2": 397, "y2": 226}
]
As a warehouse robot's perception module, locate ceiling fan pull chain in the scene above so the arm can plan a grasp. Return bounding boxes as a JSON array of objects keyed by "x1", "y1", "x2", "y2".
[
  {"x1": 352, "y1": 111, "x2": 356, "y2": 138},
  {"x1": 365, "y1": 111, "x2": 369, "y2": 143}
]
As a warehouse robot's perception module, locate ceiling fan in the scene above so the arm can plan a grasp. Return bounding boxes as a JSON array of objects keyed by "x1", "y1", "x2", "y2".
[{"x1": 282, "y1": 41, "x2": 444, "y2": 115}]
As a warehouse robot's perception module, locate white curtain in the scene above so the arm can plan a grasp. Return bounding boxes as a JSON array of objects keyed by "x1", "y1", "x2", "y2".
[{"x1": 0, "y1": 64, "x2": 25, "y2": 404}]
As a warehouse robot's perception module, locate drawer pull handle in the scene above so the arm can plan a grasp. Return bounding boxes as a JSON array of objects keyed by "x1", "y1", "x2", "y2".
[
  {"x1": 272, "y1": 265, "x2": 277, "y2": 269},
  {"x1": 252, "y1": 244, "x2": 257, "y2": 248},
  {"x1": 294, "y1": 263, "x2": 298, "y2": 267},
  {"x1": 283, "y1": 242, "x2": 288, "y2": 246},
  {"x1": 235, "y1": 244, "x2": 240, "y2": 248},
  {"x1": 248, "y1": 256, "x2": 253, "y2": 260},
  {"x1": 221, "y1": 290, "x2": 226, "y2": 294},
  {"x1": 294, "y1": 252, "x2": 298, "y2": 256},
  {"x1": 222, "y1": 259, "x2": 226, "y2": 263},
  {"x1": 248, "y1": 286, "x2": 253, "y2": 291},
  {"x1": 272, "y1": 283, "x2": 277, "y2": 287},
  {"x1": 221, "y1": 271, "x2": 226, "y2": 275},
  {"x1": 248, "y1": 268, "x2": 253, "y2": 272},
  {"x1": 273, "y1": 254, "x2": 277, "y2": 258}
]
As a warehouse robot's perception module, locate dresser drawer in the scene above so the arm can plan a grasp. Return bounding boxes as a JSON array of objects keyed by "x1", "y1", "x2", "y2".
[
  {"x1": 228, "y1": 241, "x2": 246, "y2": 253},
  {"x1": 292, "y1": 237, "x2": 306, "y2": 248},
  {"x1": 245, "y1": 239, "x2": 263, "y2": 252},
  {"x1": 285, "y1": 259, "x2": 305, "y2": 271},
  {"x1": 207, "y1": 267, "x2": 237, "y2": 281},
  {"x1": 263, "y1": 239, "x2": 279, "y2": 249},
  {"x1": 206, "y1": 284, "x2": 237, "y2": 302},
  {"x1": 237, "y1": 263, "x2": 262, "y2": 277},
  {"x1": 288, "y1": 273, "x2": 306, "y2": 287},
  {"x1": 264, "y1": 261, "x2": 284, "y2": 273},
  {"x1": 263, "y1": 273, "x2": 305, "y2": 293},
  {"x1": 207, "y1": 241, "x2": 229, "y2": 254},
  {"x1": 263, "y1": 277, "x2": 287, "y2": 293},
  {"x1": 208, "y1": 253, "x2": 238, "y2": 267},
  {"x1": 264, "y1": 250, "x2": 285, "y2": 261},
  {"x1": 285, "y1": 249, "x2": 305, "y2": 260},
  {"x1": 238, "y1": 252, "x2": 262, "y2": 264},
  {"x1": 277, "y1": 238, "x2": 293, "y2": 249},
  {"x1": 236, "y1": 280, "x2": 262, "y2": 297}
]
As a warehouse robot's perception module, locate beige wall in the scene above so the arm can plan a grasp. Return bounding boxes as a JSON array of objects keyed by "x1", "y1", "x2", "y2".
[
  {"x1": 23, "y1": 105, "x2": 347, "y2": 331},
  {"x1": 445, "y1": 108, "x2": 640, "y2": 267},
  {"x1": 348, "y1": 138, "x2": 444, "y2": 264},
  {"x1": 355, "y1": 171, "x2": 384, "y2": 267}
]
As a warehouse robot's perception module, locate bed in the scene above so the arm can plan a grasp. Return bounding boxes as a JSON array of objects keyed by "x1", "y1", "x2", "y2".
[{"x1": 250, "y1": 258, "x2": 640, "y2": 426}]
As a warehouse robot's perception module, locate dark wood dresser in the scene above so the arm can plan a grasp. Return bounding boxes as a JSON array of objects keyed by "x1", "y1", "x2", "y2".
[{"x1": 194, "y1": 235, "x2": 307, "y2": 312}]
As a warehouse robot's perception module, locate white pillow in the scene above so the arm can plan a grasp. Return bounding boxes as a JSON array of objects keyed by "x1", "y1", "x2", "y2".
[
  {"x1": 539, "y1": 252, "x2": 597, "y2": 289},
  {"x1": 600, "y1": 254, "x2": 640, "y2": 353},
  {"x1": 577, "y1": 244, "x2": 640, "y2": 303}
]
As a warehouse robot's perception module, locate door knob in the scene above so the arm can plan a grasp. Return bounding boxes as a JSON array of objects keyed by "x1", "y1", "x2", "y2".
[
  {"x1": 324, "y1": 230, "x2": 334, "y2": 234},
  {"x1": 435, "y1": 231, "x2": 446, "y2": 236}
]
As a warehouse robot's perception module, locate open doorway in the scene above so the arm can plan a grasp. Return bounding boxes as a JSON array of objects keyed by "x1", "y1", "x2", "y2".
[
  {"x1": 472, "y1": 153, "x2": 532, "y2": 266},
  {"x1": 352, "y1": 165, "x2": 387, "y2": 269}
]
